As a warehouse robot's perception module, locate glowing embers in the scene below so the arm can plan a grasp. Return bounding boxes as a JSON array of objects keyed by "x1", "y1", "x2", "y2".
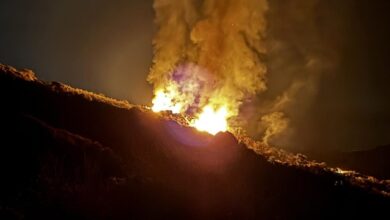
[{"x1": 191, "y1": 105, "x2": 228, "y2": 135}]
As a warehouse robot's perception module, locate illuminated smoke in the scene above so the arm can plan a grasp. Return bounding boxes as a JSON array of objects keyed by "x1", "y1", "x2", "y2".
[
  {"x1": 260, "y1": 112, "x2": 289, "y2": 145},
  {"x1": 149, "y1": 0, "x2": 269, "y2": 135}
]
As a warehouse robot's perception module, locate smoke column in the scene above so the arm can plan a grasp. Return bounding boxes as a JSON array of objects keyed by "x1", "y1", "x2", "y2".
[{"x1": 149, "y1": 0, "x2": 269, "y2": 123}]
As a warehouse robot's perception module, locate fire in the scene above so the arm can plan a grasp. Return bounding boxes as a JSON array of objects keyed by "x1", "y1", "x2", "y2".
[
  {"x1": 151, "y1": 90, "x2": 182, "y2": 114},
  {"x1": 151, "y1": 90, "x2": 230, "y2": 135},
  {"x1": 191, "y1": 105, "x2": 228, "y2": 135}
]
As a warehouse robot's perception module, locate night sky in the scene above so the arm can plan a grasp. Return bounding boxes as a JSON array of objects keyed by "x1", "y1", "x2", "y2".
[
  {"x1": 1, "y1": 0, "x2": 390, "y2": 152},
  {"x1": 0, "y1": 0, "x2": 154, "y2": 104}
]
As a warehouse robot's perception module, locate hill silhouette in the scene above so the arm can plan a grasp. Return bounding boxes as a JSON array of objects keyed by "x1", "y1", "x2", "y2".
[{"x1": 0, "y1": 64, "x2": 389, "y2": 219}]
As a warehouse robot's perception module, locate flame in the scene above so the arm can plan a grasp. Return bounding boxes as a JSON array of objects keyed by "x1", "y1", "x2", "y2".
[
  {"x1": 151, "y1": 90, "x2": 182, "y2": 114},
  {"x1": 191, "y1": 105, "x2": 228, "y2": 135},
  {"x1": 151, "y1": 88, "x2": 230, "y2": 135}
]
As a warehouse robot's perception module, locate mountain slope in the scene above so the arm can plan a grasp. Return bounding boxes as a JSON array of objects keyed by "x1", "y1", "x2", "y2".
[{"x1": 0, "y1": 64, "x2": 389, "y2": 219}]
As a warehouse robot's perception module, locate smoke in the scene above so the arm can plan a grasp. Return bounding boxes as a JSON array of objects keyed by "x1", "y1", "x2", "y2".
[
  {"x1": 149, "y1": 0, "x2": 268, "y2": 118},
  {"x1": 149, "y1": 0, "x2": 346, "y2": 148},
  {"x1": 148, "y1": 0, "x2": 198, "y2": 89},
  {"x1": 260, "y1": 112, "x2": 289, "y2": 145},
  {"x1": 245, "y1": 0, "x2": 345, "y2": 148}
]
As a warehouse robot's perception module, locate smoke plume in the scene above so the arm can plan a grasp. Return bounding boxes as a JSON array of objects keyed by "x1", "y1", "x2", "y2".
[
  {"x1": 149, "y1": 0, "x2": 268, "y2": 118},
  {"x1": 149, "y1": 0, "x2": 344, "y2": 147},
  {"x1": 245, "y1": 0, "x2": 344, "y2": 148}
]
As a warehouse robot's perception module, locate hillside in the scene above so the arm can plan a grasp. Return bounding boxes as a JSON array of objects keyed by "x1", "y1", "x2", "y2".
[
  {"x1": 0, "y1": 64, "x2": 389, "y2": 219},
  {"x1": 302, "y1": 145, "x2": 390, "y2": 180}
]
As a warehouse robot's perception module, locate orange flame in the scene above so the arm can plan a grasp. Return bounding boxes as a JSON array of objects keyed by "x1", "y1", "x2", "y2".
[
  {"x1": 151, "y1": 90, "x2": 230, "y2": 135},
  {"x1": 152, "y1": 90, "x2": 182, "y2": 114},
  {"x1": 191, "y1": 105, "x2": 228, "y2": 135}
]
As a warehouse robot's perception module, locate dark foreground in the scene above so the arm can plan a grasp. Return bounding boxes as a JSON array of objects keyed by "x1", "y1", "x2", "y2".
[{"x1": 0, "y1": 64, "x2": 389, "y2": 219}]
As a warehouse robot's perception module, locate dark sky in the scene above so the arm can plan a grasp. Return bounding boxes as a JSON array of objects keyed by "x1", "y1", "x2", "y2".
[
  {"x1": 1, "y1": 0, "x2": 389, "y2": 151},
  {"x1": 0, "y1": 0, "x2": 154, "y2": 104}
]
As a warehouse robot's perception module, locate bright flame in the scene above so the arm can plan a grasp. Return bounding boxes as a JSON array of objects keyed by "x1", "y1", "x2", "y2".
[
  {"x1": 191, "y1": 105, "x2": 228, "y2": 135},
  {"x1": 151, "y1": 90, "x2": 230, "y2": 135},
  {"x1": 150, "y1": 69, "x2": 231, "y2": 135},
  {"x1": 151, "y1": 90, "x2": 182, "y2": 114}
]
